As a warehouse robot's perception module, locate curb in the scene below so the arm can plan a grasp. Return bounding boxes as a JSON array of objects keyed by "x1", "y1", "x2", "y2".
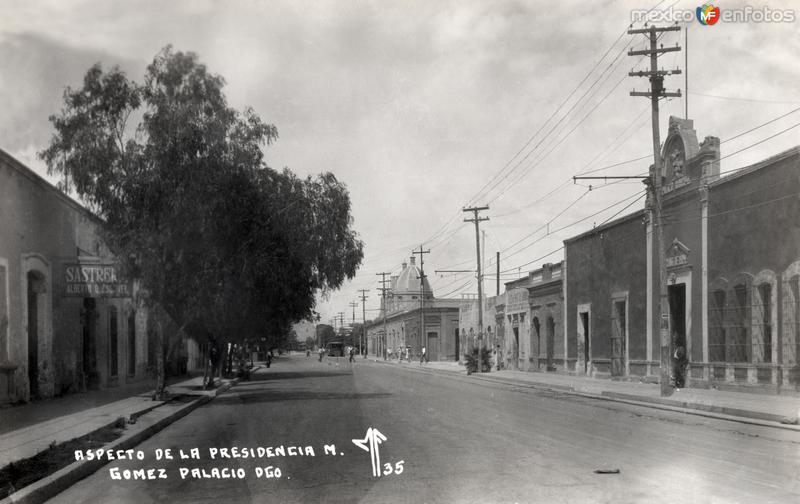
[
  {"x1": 370, "y1": 359, "x2": 800, "y2": 432},
  {"x1": 1, "y1": 379, "x2": 238, "y2": 504}
]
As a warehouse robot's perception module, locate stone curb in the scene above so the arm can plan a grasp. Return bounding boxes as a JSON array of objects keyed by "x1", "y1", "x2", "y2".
[
  {"x1": 1, "y1": 379, "x2": 238, "y2": 504},
  {"x1": 371, "y1": 359, "x2": 800, "y2": 432}
]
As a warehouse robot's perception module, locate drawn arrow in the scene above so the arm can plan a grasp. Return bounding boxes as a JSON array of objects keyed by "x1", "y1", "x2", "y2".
[{"x1": 352, "y1": 427, "x2": 387, "y2": 477}]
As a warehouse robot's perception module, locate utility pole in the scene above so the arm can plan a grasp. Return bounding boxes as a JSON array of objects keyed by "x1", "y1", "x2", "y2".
[
  {"x1": 496, "y1": 251, "x2": 500, "y2": 296},
  {"x1": 377, "y1": 272, "x2": 391, "y2": 360},
  {"x1": 349, "y1": 301, "x2": 359, "y2": 348},
  {"x1": 463, "y1": 205, "x2": 489, "y2": 372},
  {"x1": 358, "y1": 289, "x2": 369, "y2": 357},
  {"x1": 411, "y1": 246, "x2": 430, "y2": 357},
  {"x1": 628, "y1": 23, "x2": 682, "y2": 397}
]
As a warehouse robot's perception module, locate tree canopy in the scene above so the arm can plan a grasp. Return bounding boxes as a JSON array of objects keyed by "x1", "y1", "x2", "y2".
[{"x1": 41, "y1": 46, "x2": 363, "y2": 351}]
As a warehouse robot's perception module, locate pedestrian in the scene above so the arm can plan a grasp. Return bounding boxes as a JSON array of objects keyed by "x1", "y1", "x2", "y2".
[
  {"x1": 420, "y1": 346, "x2": 427, "y2": 365},
  {"x1": 206, "y1": 337, "x2": 220, "y2": 388},
  {"x1": 673, "y1": 345, "x2": 687, "y2": 389},
  {"x1": 318, "y1": 347, "x2": 325, "y2": 362},
  {"x1": 349, "y1": 346, "x2": 355, "y2": 363},
  {"x1": 306, "y1": 348, "x2": 310, "y2": 358}
]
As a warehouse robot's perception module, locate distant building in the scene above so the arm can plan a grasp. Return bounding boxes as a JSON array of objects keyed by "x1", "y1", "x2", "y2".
[
  {"x1": 365, "y1": 256, "x2": 460, "y2": 361},
  {"x1": 564, "y1": 117, "x2": 800, "y2": 391},
  {"x1": 458, "y1": 294, "x2": 496, "y2": 361},
  {"x1": 292, "y1": 320, "x2": 316, "y2": 345},
  {"x1": 488, "y1": 262, "x2": 564, "y2": 372}
]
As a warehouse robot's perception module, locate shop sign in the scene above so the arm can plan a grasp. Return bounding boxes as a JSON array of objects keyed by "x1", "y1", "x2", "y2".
[{"x1": 63, "y1": 263, "x2": 132, "y2": 298}]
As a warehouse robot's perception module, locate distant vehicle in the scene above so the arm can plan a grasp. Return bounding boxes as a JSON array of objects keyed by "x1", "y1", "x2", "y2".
[{"x1": 327, "y1": 341, "x2": 344, "y2": 357}]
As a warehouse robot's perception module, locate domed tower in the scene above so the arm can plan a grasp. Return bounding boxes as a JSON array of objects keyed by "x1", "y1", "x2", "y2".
[{"x1": 387, "y1": 256, "x2": 434, "y2": 314}]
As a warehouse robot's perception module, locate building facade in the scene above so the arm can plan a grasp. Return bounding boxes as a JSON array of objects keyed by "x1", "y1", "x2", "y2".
[
  {"x1": 0, "y1": 149, "x2": 161, "y2": 403},
  {"x1": 564, "y1": 117, "x2": 800, "y2": 391},
  {"x1": 486, "y1": 262, "x2": 565, "y2": 372},
  {"x1": 366, "y1": 257, "x2": 460, "y2": 361}
]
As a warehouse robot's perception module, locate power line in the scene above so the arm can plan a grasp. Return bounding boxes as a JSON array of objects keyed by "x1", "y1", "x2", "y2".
[{"x1": 689, "y1": 91, "x2": 800, "y2": 105}]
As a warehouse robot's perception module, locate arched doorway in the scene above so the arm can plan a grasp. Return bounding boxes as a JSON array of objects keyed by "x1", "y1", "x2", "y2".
[
  {"x1": 26, "y1": 271, "x2": 46, "y2": 399},
  {"x1": 454, "y1": 327, "x2": 459, "y2": 361},
  {"x1": 127, "y1": 310, "x2": 136, "y2": 376},
  {"x1": 532, "y1": 317, "x2": 541, "y2": 370},
  {"x1": 546, "y1": 316, "x2": 556, "y2": 371},
  {"x1": 82, "y1": 298, "x2": 99, "y2": 389}
]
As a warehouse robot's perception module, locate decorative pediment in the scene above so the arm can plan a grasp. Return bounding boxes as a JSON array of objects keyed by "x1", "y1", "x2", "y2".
[{"x1": 666, "y1": 239, "x2": 690, "y2": 269}]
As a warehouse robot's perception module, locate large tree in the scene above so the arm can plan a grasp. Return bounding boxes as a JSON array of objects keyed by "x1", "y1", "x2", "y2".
[{"x1": 41, "y1": 46, "x2": 363, "y2": 396}]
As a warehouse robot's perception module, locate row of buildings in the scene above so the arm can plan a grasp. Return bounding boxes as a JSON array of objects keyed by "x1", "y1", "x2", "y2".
[
  {"x1": 366, "y1": 117, "x2": 800, "y2": 392},
  {"x1": 0, "y1": 148, "x2": 200, "y2": 405},
  {"x1": 1, "y1": 114, "x2": 797, "y2": 405}
]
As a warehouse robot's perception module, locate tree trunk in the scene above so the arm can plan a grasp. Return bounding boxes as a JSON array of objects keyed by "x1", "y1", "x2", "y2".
[
  {"x1": 154, "y1": 318, "x2": 166, "y2": 400},
  {"x1": 202, "y1": 342, "x2": 210, "y2": 390}
]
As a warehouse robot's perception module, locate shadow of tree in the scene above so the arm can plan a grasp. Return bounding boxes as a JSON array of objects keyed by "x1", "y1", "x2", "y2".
[{"x1": 214, "y1": 389, "x2": 393, "y2": 405}]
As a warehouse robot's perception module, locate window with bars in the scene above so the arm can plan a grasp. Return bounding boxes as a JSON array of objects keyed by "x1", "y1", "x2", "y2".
[
  {"x1": 729, "y1": 284, "x2": 750, "y2": 362},
  {"x1": 0, "y1": 263, "x2": 7, "y2": 363},
  {"x1": 709, "y1": 289, "x2": 726, "y2": 362},
  {"x1": 755, "y1": 283, "x2": 772, "y2": 363},
  {"x1": 709, "y1": 279, "x2": 777, "y2": 364},
  {"x1": 791, "y1": 276, "x2": 800, "y2": 365}
]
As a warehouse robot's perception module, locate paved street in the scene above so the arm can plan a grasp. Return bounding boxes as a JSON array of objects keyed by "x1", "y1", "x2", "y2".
[{"x1": 49, "y1": 355, "x2": 800, "y2": 503}]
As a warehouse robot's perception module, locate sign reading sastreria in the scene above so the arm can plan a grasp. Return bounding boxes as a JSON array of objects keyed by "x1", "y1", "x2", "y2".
[{"x1": 63, "y1": 263, "x2": 132, "y2": 298}]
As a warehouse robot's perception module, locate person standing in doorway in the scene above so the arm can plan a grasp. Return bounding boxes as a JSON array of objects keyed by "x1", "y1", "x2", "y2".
[{"x1": 673, "y1": 345, "x2": 687, "y2": 389}]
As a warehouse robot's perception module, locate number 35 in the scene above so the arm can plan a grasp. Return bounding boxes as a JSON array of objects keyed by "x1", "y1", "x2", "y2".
[{"x1": 383, "y1": 460, "x2": 405, "y2": 476}]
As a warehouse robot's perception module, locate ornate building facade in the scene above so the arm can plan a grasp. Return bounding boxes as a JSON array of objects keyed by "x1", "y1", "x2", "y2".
[{"x1": 564, "y1": 117, "x2": 800, "y2": 391}]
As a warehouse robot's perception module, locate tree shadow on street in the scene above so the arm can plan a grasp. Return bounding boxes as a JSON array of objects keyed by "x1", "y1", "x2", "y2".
[
  {"x1": 214, "y1": 389, "x2": 392, "y2": 405},
  {"x1": 246, "y1": 370, "x2": 355, "y2": 382}
]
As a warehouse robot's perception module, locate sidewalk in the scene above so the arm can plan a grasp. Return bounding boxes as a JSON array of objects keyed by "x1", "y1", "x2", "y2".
[
  {"x1": 0, "y1": 374, "x2": 230, "y2": 469},
  {"x1": 378, "y1": 358, "x2": 800, "y2": 429}
]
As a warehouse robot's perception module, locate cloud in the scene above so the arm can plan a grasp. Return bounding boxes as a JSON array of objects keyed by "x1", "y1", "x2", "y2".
[{"x1": 0, "y1": 32, "x2": 144, "y2": 153}]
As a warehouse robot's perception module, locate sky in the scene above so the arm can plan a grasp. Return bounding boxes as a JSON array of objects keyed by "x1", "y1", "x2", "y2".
[{"x1": 2, "y1": 0, "x2": 799, "y2": 328}]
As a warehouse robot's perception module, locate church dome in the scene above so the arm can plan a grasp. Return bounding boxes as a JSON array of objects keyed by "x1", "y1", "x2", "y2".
[{"x1": 393, "y1": 256, "x2": 433, "y2": 297}]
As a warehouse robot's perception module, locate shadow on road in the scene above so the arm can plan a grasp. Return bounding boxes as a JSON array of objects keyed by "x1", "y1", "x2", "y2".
[
  {"x1": 246, "y1": 370, "x2": 354, "y2": 381},
  {"x1": 214, "y1": 389, "x2": 393, "y2": 405}
]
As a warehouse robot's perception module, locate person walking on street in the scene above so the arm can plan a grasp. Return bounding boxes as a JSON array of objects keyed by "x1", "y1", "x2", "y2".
[
  {"x1": 349, "y1": 346, "x2": 355, "y2": 363},
  {"x1": 318, "y1": 347, "x2": 325, "y2": 362},
  {"x1": 420, "y1": 346, "x2": 427, "y2": 365}
]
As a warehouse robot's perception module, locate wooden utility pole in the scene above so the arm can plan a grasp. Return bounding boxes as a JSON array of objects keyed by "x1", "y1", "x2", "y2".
[
  {"x1": 411, "y1": 246, "x2": 431, "y2": 357},
  {"x1": 358, "y1": 289, "x2": 369, "y2": 357},
  {"x1": 496, "y1": 252, "x2": 500, "y2": 296},
  {"x1": 463, "y1": 205, "x2": 489, "y2": 372},
  {"x1": 377, "y1": 272, "x2": 391, "y2": 360},
  {"x1": 628, "y1": 23, "x2": 682, "y2": 396},
  {"x1": 349, "y1": 301, "x2": 359, "y2": 348}
]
